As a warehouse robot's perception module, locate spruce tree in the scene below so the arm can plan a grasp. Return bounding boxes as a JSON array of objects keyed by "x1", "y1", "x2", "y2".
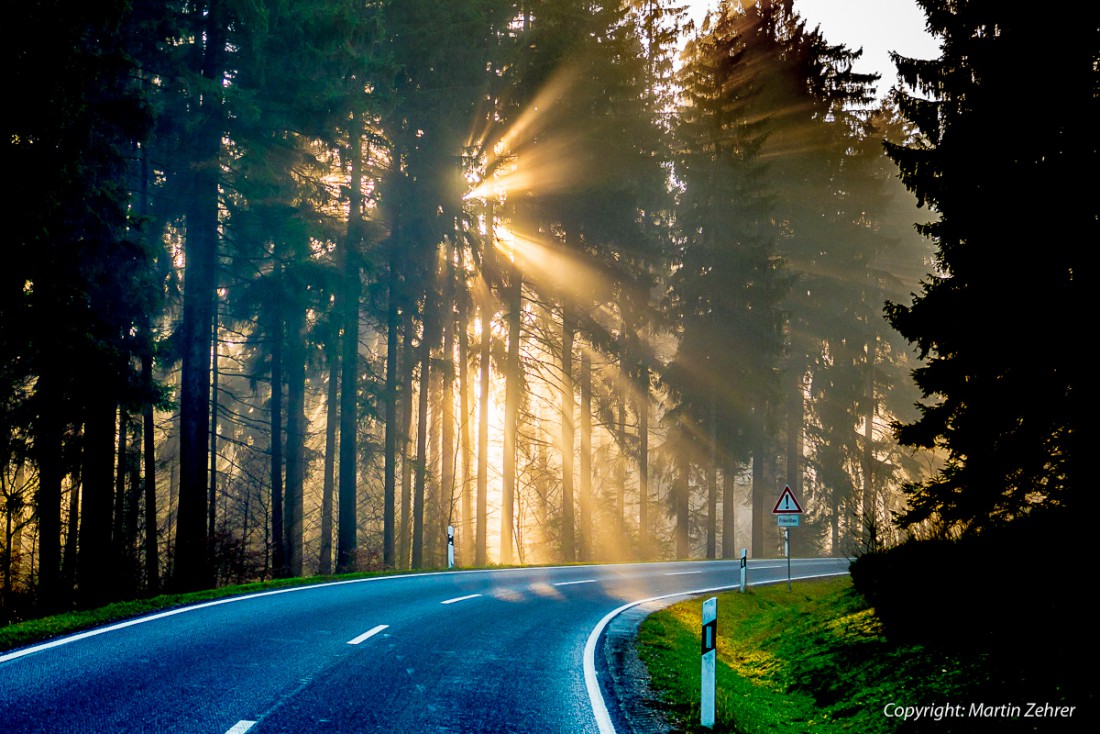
[{"x1": 885, "y1": 1, "x2": 1095, "y2": 530}]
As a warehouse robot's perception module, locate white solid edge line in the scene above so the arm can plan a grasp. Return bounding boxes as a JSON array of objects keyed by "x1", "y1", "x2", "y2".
[
  {"x1": 0, "y1": 558, "x2": 849, "y2": 665},
  {"x1": 554, "y1": 579, "x2": 597, "y2": 586},
  {"x1": 347, "y1": 624, "x2": 389, "y2": 645},
  {"x1": 224, "y1": 721, "x2": 256, "y2": 734},
  {"x1": 441, "y1": 593, "x2": 482, "y2": 605},
  {"x1": 583, "y1": 569, "x2": 851, "y2": 734}
]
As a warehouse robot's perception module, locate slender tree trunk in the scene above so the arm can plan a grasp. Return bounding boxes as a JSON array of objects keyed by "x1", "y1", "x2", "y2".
[
  {"x1": 383, "y1": 263, "x2": 400, "y2": 569},
  {"x1": 861, "y1": 339, "x2": 876, "y2": 550},
  {"x1": 426, "y1": 348, "x2": 442, "y2": 565},
  {"x1": 706, "y1": 400, "x2": 717, "y2": 560},
  {"x1": 337, "y1": 115, "x2": 364, "y2": 574},
  {"x1": 126, "y1": 429, "x2": 141, "y2": 591},
  {"x1": 674, "y1": 447, "x2": 690, "y2": 559},
  {"x1": 208, "y1": 309, "x2": 218, "y2": 557},
  {"x1": 476, "y1": 203, "x2": 494, "y2": 567},
  {"x1": 578, "y1": 349, "x2": 592, "y2": 562},
  {"x1": 285, "y1": 297, "x2": 306, "y2": 578},
  {"x1": 79, "y1": 399, "x2": 117, "y2": 607},
  {"x1": 62, "y1": 466, "x2": 81, "y2": 596},
  {"x1": 269, "y1": 304, "x2": 285, "y2": 577},
  {"x1": 398, "y1": 326, "x2": 415, "y2": 568},
  {"x1": 412, "y1": 310, "x2": 432, "y2": 569},
  {"x1": 142, "y1": 349, "x2": 159, "y2": 593},
  {"x1": 751, "y1": 448, "x2": 765, "y2": 558},
  {"x1": 458, "y1": 291, "x2": 474, "y2": 565},
  {"x1": 175, "y1": 0, "x2": 225, "y2": 592},
  {"x1": 560, "y1": 307, "x2": 575, "y2": 562},
  {"x1": 35, "y1": 381, "x2": 64, "y2": 610},
  {"x1": 441, "y1": 253, "x2": 456, "y2": 564},
  {"x1": 318, "y1": 337, "x2": 338, "y2": 575},
  {"x1": 114, "y1": 412, "x2": 127, "y2": 569},
  {"x1": 637, "y1": 365, "x2": 649, "y2": 560},
  {"x1": 721, "y1": 464, "x2": 736, "y2": 559},
  {"x1": 500, "y1": 266, "x2": 521, "y2": 565}
]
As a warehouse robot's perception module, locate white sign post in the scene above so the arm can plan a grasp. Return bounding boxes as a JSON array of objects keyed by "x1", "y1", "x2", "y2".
[
  {"x1": 772, "y1": 486, "x2": 804, "y2": 592},
  {"x1": 447, "y1": 525, "x2": 455, "y2": 569},
  {"x1": 701, "y1": 596, "x2": 717, "y2": 728}
]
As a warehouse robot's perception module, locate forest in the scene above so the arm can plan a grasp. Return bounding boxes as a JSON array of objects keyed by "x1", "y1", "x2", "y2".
[{"x1": 4, "y1": 0, "x2": 950, "y2": 620}]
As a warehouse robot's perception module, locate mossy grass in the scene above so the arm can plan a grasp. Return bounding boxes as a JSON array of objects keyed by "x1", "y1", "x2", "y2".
[{"x1": 638, "y1": 577, "x2": 1078, "y2": 733}]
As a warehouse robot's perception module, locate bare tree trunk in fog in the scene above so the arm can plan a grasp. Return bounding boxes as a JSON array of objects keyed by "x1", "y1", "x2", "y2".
[
  {"x1": 560, "y1": 307, "x2": 576, "y2": 562},
  {"x1": 579, "y1": 350, "x2": 592, "y2": 562},
  {"x1": 500, "y1": 266, "x2": 521, "y2": 565}
]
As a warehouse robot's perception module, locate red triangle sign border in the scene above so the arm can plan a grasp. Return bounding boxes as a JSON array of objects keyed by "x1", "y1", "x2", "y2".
[{"x1": 772, "y1": 485, "x2": 803, "y2": 514}]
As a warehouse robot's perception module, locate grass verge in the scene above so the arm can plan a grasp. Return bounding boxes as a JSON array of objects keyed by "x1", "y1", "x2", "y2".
[
  {"x1": 0, "y1": 572, "x2": 409, "y2": 654},
  {"x1": 637, "y1": 577, "x2": 1081, "y2": 733}
]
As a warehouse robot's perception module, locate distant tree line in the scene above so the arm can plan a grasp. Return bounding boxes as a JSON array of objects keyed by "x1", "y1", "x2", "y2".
[{"x1": 4, "y1": 0, "x2": 934, "y2": 620}]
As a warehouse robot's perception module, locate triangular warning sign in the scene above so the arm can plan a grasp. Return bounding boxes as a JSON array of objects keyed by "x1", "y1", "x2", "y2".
[{"x1": 772, "y1": 485, "x2": 803, "y2": 514}]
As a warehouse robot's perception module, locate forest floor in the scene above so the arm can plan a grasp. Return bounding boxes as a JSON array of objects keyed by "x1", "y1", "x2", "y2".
[{"x1": 636, "y1": 577, "x2": 1085, "y2": 733}]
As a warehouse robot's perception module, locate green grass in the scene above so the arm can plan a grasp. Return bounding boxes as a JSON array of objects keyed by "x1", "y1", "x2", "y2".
[{"x1": 637, "y1": 577, "x2": 1048, "y2": 733}]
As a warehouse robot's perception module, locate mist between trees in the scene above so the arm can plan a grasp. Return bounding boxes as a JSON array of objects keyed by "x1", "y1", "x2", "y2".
[{"x1": 3, "y1": 0, "x2": 940, "y2": 620}]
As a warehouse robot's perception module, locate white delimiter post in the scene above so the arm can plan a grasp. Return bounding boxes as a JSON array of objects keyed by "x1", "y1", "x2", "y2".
[
  {"x1": 447, "y1": 525, "x2": 455, "y2": 569},
  {"x1": 701, "y1": 596, "x2": 717, "y2": 728},
  {"x1": 739, "y1": 548, "x2": 747, "y2": 593}
]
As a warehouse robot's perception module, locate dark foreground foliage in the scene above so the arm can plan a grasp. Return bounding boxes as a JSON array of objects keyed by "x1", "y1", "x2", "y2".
[{"x1": 851, "y1": 510, "x2": 1089, "y2": 712}]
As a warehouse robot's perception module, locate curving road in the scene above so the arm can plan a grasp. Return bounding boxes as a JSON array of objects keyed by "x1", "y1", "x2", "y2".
[{"x1": 0, "y1": 558, "x2": 848, "y2": 733}]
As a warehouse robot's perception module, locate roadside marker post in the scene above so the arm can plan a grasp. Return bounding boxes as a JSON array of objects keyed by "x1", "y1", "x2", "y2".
[
  {"x1": 447, "y1": 525, "x2": 455, "y2": 569},
  {"x1": 772, "y1": 486, "x2": 804, "y2": 592},
  {"x1": 739, "y1": 548, "x2": 747, "y2": 593},
  {"x1": 701, "y1": 596, "x2": 717, "y2": 728}
]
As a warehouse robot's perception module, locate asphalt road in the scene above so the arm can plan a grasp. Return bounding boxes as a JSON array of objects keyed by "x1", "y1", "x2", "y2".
[{"x1": 0, "y1": 558, "x2": 848, "y2": 733}]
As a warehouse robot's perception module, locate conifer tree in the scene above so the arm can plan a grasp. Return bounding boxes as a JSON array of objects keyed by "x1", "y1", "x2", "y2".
[{"x1": 885, "y1": 1, "x2": 1094, "y2": 530}]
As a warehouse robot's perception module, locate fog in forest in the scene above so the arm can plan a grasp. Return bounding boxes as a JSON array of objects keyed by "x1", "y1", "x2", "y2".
[{"x1": 4, "y1": 0, "x2": 946, "y2": 620}]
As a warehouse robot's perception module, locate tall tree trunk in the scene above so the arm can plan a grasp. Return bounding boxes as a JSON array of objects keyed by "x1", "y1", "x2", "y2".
[
  {"x1": 441, "y1": 252, "x2": 456, "y2": 564},
  {"x1": 337, "y1": 115, "x2": 364, "y2": 574},
  {"x1": 412, "y1": 310, "x2": 432, "y2": 569},
  {"x1": 208, "y1": 304, "x2": 219, "y2": 561},
  {"x1": 578, "y1": 349, "x2": 592, "y2": 562},
  {"x1": 861, "y1": 339, "x2": 876, "y2": 550},
  {"x1": 560, "y1": 307, "x2": 575, "y2": 562},
  {"x1": 458, "y1": 290, "x2": 474, "y2": 566},
  {"x1": 142, "y1": 349, "x2": 159, "y2": 593},
  {"x1": 35, "y1": 380, "x2": 64, "y2": 610},
  {"x1": 383, "y1": 262, "x2": 400, "y2": 569},
  {"x1": 175, "y1": 0, "x2": 226, "y2": 592},
  {"x1": 398, "y1": 326, "x2": 415, "y2": 568},
  {"x1": 79, "y1": 399, "x2": 117, "y2": 607},
  {"x1": 637, "y1": 364, "x2": 649, "y2": 560},
  {"x1": 475, "y1": 202, "x2": 494, "y2": 567},
  {"x1": 269, "y1": 305, "x2": 285, "y2": 577},
  {"x1": 114, "y1": 412, "x2": 128, "y2": 571},
  {"x1": 62, "y1": 466, "x2": 81, "y2": 596},
  {"x1": 721, "y1": 463, "x2": 736, "y2": 559},
  {"x1": 426, "y1": 346, "x2": 442, "y2": 565},
  {"x1": 500, "y1": 266, "x2": 521, "y2": 565},
  {"x1": 751, "y1": 448, "x2": 765, "y2": 558},
  {"x1": 318, "y1": 336, "x2": 339, "y2": 575},
  {"x1": 285, "y1": 297, "x2": 306, "y2": 578},
  {"x1": 706, "y1": 400, "x2": 717, "y2": 560},
  {"x1": 674, "y1": 446, "x2": 690, "y2": 559}
]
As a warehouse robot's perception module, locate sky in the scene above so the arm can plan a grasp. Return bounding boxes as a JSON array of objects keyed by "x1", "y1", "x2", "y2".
[{"x1": 685, "y1": 0, "x2": 942, "y2": 98}]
